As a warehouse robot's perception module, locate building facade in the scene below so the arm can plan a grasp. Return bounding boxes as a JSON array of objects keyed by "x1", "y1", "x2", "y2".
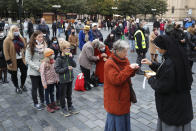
[{"x1": 163, "y1": 0, "x2": 196, "y2": 20}]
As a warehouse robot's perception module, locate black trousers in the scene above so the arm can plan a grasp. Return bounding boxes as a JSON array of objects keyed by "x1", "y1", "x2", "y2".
[
  {"x1": 136, "y1": 51, "x2": 146, "y2": 66},
  {"x1": 55, "y1": 83, "x2": 60, "y2": 101},
  {"x1": 60, "y1": 82, "x2": 73, "y2": 109},
  {"x1": 53, "y1": 29, "x2": 57, "y2": 37},
  {"x1": 8, "y1": 59, "x2": 27, "y2": 88},
  {"x1": 30, "y1": 75, "x2": 44, "y2": 105},
  {"x1": 45, "y1": 84, "x2": 54, "y2": 105},
  {"x1": 0, "y1": 68, "x2": 7, "y2": 81},
  {"x1": 80, "y1": 65, "x2": 91, "y2": 89}
]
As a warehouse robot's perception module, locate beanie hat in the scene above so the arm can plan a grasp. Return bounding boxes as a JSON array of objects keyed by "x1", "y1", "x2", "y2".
[
  {"x1": 44, "y1": 48, "x2": 54, "y2": 57},
  {"x1": 84, "y1": 25, "x2": 90, "y2": 31}
]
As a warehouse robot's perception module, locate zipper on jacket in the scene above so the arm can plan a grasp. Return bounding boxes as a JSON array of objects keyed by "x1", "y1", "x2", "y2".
[{"x1": 66, "y1": 58, "x2": 72, "y2": 81}]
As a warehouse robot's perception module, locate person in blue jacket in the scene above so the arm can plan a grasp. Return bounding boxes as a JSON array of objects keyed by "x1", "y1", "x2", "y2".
[
  {"x1": 79, "y1": 25, "x2": 93, "y2": 50},
  {"x1": 185, "y1": 18, "x2": 195, "y2": 29}
]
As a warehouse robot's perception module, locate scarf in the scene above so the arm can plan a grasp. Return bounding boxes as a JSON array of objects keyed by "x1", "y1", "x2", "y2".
[{"x1": 13, "y1": 36, "x2": 24, "y2": 55}]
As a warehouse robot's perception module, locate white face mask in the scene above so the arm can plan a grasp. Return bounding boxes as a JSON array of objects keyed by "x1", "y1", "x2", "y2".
[
  {"x1": 0, "y1": 32, "x2": 4, "y2": 36},
  {"x1": 119, "y1": 24, "x2": 123, "y2": 27},
  {"x1": 36, "y1": 40, "x2": 43, "y2": 45},
  {"x1": 14, "y1": 32, "x2": 20, "y2": 37},
  {"x1": 50, "y1": 54, "x2": 55, "y2": 59}
]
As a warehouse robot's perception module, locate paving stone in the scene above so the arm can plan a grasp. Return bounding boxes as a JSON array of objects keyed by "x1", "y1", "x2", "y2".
[
  {"x1": 84, "y1": 120, "x2": 97, "y2": 129},
  {"x1": 68, "y1": 127, "x2": 80, "y2": 131},
  {"x1": 2, "y1": 120, "x2": 13, "y2": 128},
  {"x1": 94, "y1": 120, "x2": 105, "y2": 128}
]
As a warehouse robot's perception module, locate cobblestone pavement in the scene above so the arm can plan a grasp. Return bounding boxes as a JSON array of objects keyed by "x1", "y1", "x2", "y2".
[{"x1": 0, "y1": 29, "x2": 196, "y2": 131}]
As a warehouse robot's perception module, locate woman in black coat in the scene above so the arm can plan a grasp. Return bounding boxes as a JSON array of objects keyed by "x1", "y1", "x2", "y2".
[
  {"x1": 0, "y1": 30, "x2": 8, "y2": 84},
  {"x1": 142, "y1": 35, "x2": 193, "y2": 131}
]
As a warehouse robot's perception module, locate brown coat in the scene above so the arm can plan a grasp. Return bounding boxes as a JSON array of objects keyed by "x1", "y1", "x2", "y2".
[
  {"x1": 149, "y1": 32, "x2": 157, "y2": 54},
  {"x1": 104, "y1": 53, "x2": 135, "y2": 115},
  {"x1": 68, "y1": 35, "x2": 78, "y2": 47},
  {"x1": 3, "y1": 36, "x2": 26, "y2": 71}
]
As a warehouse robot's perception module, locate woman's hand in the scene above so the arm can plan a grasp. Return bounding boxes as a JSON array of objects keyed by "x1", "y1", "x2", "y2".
[
  {"x1": 101, "y1": 53, "x2": 107, "y2": 57},
  {"x1": 141, "y1": 59, "x2": 152, "y2": 65},
  {"x1": 130, "y1": 63, "x2": 139, "y2": 70},
  {"x1": 44, "y1": 86, "x2": 47, "y2": 89},
  {"x1": 144, "y1": 73, "x2": 151, "y2": 79},
  {"x1": 68, "y1": 66, "x2": 73, "y2": 70},
  {"x1": 97, "y1": 56, "x2": 100, "y2": 60}
]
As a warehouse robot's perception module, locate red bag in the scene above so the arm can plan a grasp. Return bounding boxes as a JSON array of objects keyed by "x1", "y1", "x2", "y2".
[{"x1": 74, "y1": 73, "x2": 86, "y2": 91}]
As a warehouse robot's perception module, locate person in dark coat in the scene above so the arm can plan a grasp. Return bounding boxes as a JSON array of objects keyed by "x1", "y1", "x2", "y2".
[
  {"x1": 185, "y1": 24, "x2": 196, "y2": 73},
  {"x1": 114, "y1": 22, "x2": 124, "y2": 41},
  {"x1": 153, "y1": 19, "x2": 160, "y2": 29},
  {"x1": 142, "y1": 35, "x2": 193, "y2": 131},
  {"x1": 49, "y1": 37, "x2": 60, "y2": 60},
  {"x1": 92, "y1": 23, "x2": 103, "y2": 41},
  {"x1": 28, "y1": 19, "x2": 34, "y2": 39},
  {"x1": 0, "y1": 29, "x2": 8, "y2": 84},
  {"x1": 52, "y1": 20, "x2": 57, "y2": 37},
  {"x1": 37, "y1": 18, "x2": 50, "y2": 45},
  {"x1": 104, "y1": 33, "x2": 115, "y2": 50}
]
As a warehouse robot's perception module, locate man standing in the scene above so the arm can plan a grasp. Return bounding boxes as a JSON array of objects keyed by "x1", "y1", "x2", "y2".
[
  {"x1": 52, "y1": 20, "x2": 57, "y2": 37},
  {"x1": 76, "y1": 20, "x2": 84, "y2": 34},
  {"x1": 92, "y1": 23, "x2": 103, "y2": 41},
  {"x1": 134, "y1": 23, "x2": 147, "y2": 75},
  {"x1": 37, "y1": 18, "x2": 50, "y2": 44}
]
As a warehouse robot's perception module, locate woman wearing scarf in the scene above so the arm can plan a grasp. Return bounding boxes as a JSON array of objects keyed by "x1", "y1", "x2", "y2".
[
  {"x1": 3, "y1": 25, "x2": 27, "y2": 94},
  {"x1": 142, "y1": 35, "x2": 193, "y2": 131},
  {"x1": 25, "y1": 30, "x2": 47, "y2": 110}
]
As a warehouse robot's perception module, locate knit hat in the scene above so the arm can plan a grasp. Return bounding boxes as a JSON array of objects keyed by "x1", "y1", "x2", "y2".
[{"x1": 44, "y1": 48, "x2": 54, "y2": 57}]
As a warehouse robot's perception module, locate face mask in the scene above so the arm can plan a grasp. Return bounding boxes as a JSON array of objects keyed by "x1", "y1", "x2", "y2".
[
  {"x1": 36, "y1": 40, "x2": 43, "y2": 45},
  {"x1": 50, "y1": 54, "x2": 55, "y2": 59},
  {"x1": 72, "y1": 32, "x2": 75, "y2": 35},
  {"x1": 110, "y1": 34, "x2": 114, "y2": 37},
  {"x1": 156, "y1": 50, "x2": 163, "y2": 56},
  {"x1": 100, "y1": 47, "x2": 105, "y2": 52},
  {"x1": 14, "y1": 32, "x2": 20, "y2": 37},
  {"x1": 119, "y1": 24, "x2": 122, "y2": 27},
  {"x1": 0, "y1": 32, "x2": 4, "y2": 36},
  {"x1": 53, "y1": 41, "x2": 57, "y2": 44}
]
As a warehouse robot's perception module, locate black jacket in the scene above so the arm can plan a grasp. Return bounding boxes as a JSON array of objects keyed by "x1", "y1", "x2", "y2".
[
  {"x1": 153, "y1": 21, "x2": 160, "y2": 28},
  {"x1": 28, "y1": 21, "x2": 34, "y2": 34},
  {"x1": 148, "y1": 55, "x2": 193, "y2": 125},
  {"x1": 115, "y1": 26, "x2": 124, "y2": 40},
  {"x1": 55, "y1": 55, "x2": 76, "y2": 84},
  {"x1": 185, "y1": 32, "x2": 196, "y2": 61}
]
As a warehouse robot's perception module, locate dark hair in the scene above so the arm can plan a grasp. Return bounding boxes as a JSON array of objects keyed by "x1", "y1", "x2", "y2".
[
  {"x1": 153, "y1": 28, "x2": 157, "y2": 32},
  {"x1": 28, "y1": 30, "x2": 43, "y2": 56}
]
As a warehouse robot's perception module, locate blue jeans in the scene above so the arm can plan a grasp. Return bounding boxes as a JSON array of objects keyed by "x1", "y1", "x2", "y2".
[
  {"x1": 129, "y1": 40, "x2": 135, "y2": 51},
  {"x1": 160, "y1": 30, "x2": 164, "y2": 35},
  {"x1": 58, "y1": 28, "x2": 63, "y2": 37},
  {"x1": 105, "y1": 112, "x2": 131, "y2": 131},
  {"x1": 45, "y1": 84, "x2": 55, "y2": 105}
]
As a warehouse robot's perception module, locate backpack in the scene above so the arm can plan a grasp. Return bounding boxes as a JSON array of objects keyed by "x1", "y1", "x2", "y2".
[{"x1": 74, "y1": 73, "x2": 85, "y2": 91}]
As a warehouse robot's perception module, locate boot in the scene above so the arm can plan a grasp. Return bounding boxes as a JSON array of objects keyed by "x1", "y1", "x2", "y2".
[
  {"x1": 51, "y1": 102, "x2": 60, "y2": 110},
  {"x1": 21, "y1": 85, "x2": 27, "y2": 92},
  {"x1": 47, "y1": 104, "x2": 55, "y2": 113},
  {"x1": 16, "y1": 87, "x2": 22, "y2": 94}
]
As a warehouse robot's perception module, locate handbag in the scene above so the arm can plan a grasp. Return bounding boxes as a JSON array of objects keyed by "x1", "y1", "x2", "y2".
[{"x1": 110, "y1": 57, "x2": 137, "y2": 103}]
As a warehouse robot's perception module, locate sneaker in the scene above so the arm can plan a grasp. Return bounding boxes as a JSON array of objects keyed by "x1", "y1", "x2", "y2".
[
  {"x1": 61, "y1": 108, "x2": 71, "y2": 117},
  {"x1": 68, "y1": 106, "x2": 79, "y2": 114},
  {"x1": 21, "y1": 85, "x2": 27, "y2": 92},
  {"x1": 47, "y1": 105, "x2": 55, "y2": 113},
  {"x1": 34, "y1": 104, "x2": 43, "y2": 111},
  {"x1": 51, "y1": 102, "x2": 60, "y2": 110},
  {"x1": 90, "y1": 84, "x2": 94, "y2": 88},
  {"x1": 16, "y1": 88, "x2": 22, "y2": 94}
]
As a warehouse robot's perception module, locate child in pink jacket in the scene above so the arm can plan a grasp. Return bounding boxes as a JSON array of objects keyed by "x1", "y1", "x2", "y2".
[{"x1": 40, "y1": 48, "x2": 60, "y2": 113}]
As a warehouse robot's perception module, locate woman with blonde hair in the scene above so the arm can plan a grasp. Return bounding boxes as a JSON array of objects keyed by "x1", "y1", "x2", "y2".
[{"x1": 3, "y1": 25, "x2": 27, "y2": 94}]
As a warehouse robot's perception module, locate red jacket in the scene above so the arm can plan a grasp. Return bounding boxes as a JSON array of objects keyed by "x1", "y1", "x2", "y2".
[
  {"x1": 104, "y1": 53, "x2": 135, "y2": 115},
  {"x1": 160, "y1": 23, "x2": 165, "y2": 31},
  {"x1": 94, "y1": 46, "x2": 111, "y2": 83}
]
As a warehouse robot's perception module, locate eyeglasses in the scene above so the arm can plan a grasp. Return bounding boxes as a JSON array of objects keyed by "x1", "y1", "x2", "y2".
[{"x1": 64, "y1": 48, "x2": 71, "y2": 50}]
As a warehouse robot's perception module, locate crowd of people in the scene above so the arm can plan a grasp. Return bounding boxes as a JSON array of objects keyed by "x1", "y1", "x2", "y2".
[{"x1": 0, "y1": 16, "x2": 196, "y2": 131}]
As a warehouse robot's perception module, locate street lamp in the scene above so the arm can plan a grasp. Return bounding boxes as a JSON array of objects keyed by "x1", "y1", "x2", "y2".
[
  {"x1": 151, "y1": 8, "x2": 157, "y2": 21},
  {"x1": 16, "y1": 0, "x2": 23, "y2": 35},
  {"x1": 52, "y1": 5, "x2": 61, "y2": 21}
]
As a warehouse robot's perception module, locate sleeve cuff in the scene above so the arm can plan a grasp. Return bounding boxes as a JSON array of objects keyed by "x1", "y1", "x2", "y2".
[{"x1": 6, "y1": 59, "x2": 12, "y2": 65}]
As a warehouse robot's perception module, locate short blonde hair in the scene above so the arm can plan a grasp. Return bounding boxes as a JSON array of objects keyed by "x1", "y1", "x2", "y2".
[
  {"x1": 58, "y1": 38, "x2": 71, "y2": 51},
  {"x1": 7, "y1": 25, "x2": 22, "y2": 40}
]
